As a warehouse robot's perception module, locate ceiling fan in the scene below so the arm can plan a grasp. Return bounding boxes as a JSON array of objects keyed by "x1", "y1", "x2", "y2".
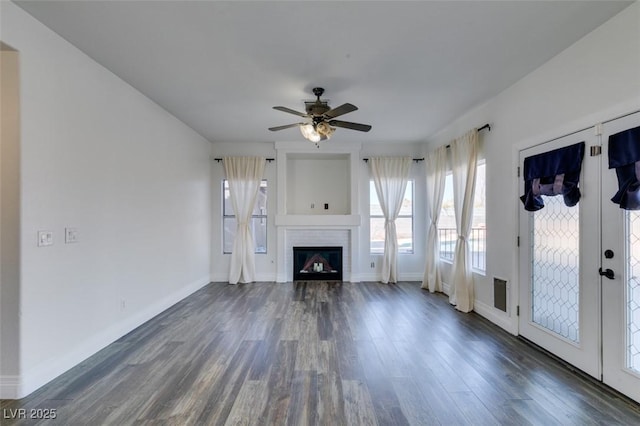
[{"x1": 269, "y1": 87, "x2": 372, "y2": 143}]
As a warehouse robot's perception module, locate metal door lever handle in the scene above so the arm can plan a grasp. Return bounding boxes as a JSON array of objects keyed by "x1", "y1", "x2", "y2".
[{"x1": 599, "y1": 267, "x2": 615, "y2": 280}]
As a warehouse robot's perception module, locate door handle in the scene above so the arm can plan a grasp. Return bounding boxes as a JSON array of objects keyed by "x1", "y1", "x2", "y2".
[{"x1": 599, "y1": 267, "x2": 615, "y2": 280}]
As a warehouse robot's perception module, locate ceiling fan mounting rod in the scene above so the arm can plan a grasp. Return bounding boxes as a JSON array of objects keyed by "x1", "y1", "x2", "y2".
[{"x1": 312, "y1": 87, "x2": 325, "y2": 100}]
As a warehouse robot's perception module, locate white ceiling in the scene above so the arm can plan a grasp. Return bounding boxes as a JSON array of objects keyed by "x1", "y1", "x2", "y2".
[{"x1": 14, "y1": 1, "x2": 632, "y2": 144}]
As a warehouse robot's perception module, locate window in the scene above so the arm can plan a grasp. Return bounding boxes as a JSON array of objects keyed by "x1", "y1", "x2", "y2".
[
  {"x1": 438, "y1": 161, "x2": 486, "y2": 271},
  {"x1": 223, "y1": 180, "x2": 267, "y2": 254},
  {"x1": 370, "y1": 180, "x2": 414, "y2": 254}
]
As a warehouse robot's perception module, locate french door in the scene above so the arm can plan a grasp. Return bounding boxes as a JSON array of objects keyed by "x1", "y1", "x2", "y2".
[
  {"x1": 519, "y1": 111, "x2": 640, "y2": 402},
  {"x1": 601, "y1": 112, "x2": 640, "y2": 402}
]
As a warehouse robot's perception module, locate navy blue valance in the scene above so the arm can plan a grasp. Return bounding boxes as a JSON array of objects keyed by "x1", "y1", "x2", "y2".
[
  {"x1": 609, "y1": 125, "x2": 640, "y2": 210},
  {"x1": 520, "y1": 142, "x2": 585, "y2": 211}
]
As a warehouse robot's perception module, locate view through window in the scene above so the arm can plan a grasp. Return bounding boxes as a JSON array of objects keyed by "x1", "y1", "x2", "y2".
[
  {"x1": 439, "y1": 162, "x2": 486, "y2": 271},
  {"x1": 370, "y1": 180, "x2": 414, "y2": 254},
  {"x1": 223, "y1": 180, "x2": 268, "y2": 254}
]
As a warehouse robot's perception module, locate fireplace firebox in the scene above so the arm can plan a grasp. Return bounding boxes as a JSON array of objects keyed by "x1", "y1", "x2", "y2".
[{"x1": 293, "y1": 246, "x2": 342, "y2": 281}]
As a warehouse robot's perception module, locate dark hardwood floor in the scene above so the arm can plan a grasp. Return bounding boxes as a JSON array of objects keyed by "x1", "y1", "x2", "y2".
[{"x1": 2, "y1": 281, "x2": 640, "y2": 425}]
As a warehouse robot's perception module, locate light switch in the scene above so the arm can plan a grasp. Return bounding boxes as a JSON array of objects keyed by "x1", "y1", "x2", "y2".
[
  {"x1": 38, "y1": 231, "x2": 53, "y2": 247},
  {"x1": 65, "y1": 227, "x2": 78, "y2": 243}
]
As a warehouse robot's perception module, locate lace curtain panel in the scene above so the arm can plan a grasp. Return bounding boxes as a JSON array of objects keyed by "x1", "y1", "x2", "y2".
[
  {"x1": 369, "y1": 157, "x2": 412, "y2": 284},
  {"x1": 421, "y1": 145, "x2": 448, "y2": 293},
  {"x1": 449, "y1": 129, "x2": 478, "y2": 313},
  {"x1": 223, "y1": 156, "x2": 266, "y2": 284}
]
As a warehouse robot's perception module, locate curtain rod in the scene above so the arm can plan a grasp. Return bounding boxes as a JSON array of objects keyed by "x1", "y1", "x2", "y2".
[
  {"x1": 445, "y1": 123, "x2": 491, "y2": 148},
  {"x1": 362, "y1": 124, "x2": 491, "y2": 162},
  {"x1": 362, "y1": 158, "x2": 424, "y2": 163},
  {"x1": 213, "y1": 158, "x2": 275, "y2": 163}
]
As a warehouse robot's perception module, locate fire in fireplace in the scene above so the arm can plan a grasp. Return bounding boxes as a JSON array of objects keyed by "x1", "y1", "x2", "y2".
[{"x1": 293, "y1": 246, "x2": 342, "y2": 281}]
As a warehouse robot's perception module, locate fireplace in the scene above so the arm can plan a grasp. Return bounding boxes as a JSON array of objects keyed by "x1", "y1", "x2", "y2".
[{"x1": 293, "y1": 246, "x2": 343, "y2": 281}]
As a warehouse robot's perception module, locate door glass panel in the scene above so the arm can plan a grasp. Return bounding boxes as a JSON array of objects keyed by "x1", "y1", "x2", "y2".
[
  {"x1": 627, "y1": 211, "x2": 640, "y2": 373},
  {"x1": 531, "y1": 195, "x2": 580, "y2": 342}
]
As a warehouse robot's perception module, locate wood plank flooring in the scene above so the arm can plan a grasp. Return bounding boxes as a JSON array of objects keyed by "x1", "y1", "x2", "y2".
[{"x1": 2, "y1": 281, "x2": 640, "y2": 425}]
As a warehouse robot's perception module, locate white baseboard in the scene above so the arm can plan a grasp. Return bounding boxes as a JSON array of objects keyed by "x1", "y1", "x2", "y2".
[
  {"x1": 441, "y1": 280, "x2": 517, "y2": 334},
  {"x1": 473, "y1": 299, "x2": 518, "y2": 335},
  {"x1": 16, "y1": 275, "x2": 211, "y2": 399},
  {"x1": 400, "y1": 273, "x2": 424, "y2": 282},
  {"x1": 345, "y1": 273, "x2": 360, "y2": 283},
  {"x1": 358, "y1": 273, "x2": 377, "y2": 282},
  {"x1": 442, "y1": 281, "x2": 451, "y2": 296},
  {"x1": 210, "y1": 272, "x2": 277, "y2": 283},
  {"x1": 358, "y1": 272, "x2": 423, "y2": 283},
  {"x1": 210, "y1": 271, "x2": 228, "y2": 283},
  {"x1": 0, "y1": 375, "x2": 21, "y2": 399}
]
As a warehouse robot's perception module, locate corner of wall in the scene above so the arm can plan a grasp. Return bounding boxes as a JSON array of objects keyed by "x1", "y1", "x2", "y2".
[
  {"x1": 0, "y1": 376, "x2": 21, "y2": 399},
  {"x1": 473, "y1": 299, "x2": 518, "y2": 335}
]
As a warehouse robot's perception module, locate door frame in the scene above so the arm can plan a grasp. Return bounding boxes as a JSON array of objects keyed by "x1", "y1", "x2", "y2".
[
  {"x1": 517, "y1": 127, "x2": 601, "y2": 379},
  {"x1": 599, "y1": 111, "x2": 640, "y2": 402},
  {"x1": 513, "y1": 104, "x2": 640, "y2": 403}
]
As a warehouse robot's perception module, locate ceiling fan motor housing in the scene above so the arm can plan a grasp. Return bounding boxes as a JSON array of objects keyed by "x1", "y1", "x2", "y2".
[
  {"x1": 305, "y1": 101, "x2": 330, "y2": 116},
  {"x1": 305, "y1": 87, "x2": 330, "y2": 116}
]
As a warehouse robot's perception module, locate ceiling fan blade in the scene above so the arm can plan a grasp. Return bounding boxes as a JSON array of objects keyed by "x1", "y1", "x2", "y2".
[
  {"x1": 269, "y1": 123, "x2": 303, "y2": 131},
  {"x1": 323, "y1": 103, "x2": 358, "y2": 119},
  {"x1": 328, "y1": 120, "x2": 372, "y2": 132},
  {"x1": 273, "y1": 106, "x2": 308, "y2": 117}
]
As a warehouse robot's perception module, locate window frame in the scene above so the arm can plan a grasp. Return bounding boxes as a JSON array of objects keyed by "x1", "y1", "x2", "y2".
[
  {"x1": 369, "y1": 179, "x2": 414, "y2": 255},
  {"x1": 222, "y1": 179, "x2": 268, "y2": 254}
]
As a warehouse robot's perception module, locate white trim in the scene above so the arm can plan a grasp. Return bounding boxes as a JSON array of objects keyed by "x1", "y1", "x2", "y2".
[
  {"x1": 473, "y1": 299, "x2": 518, "y2": 335},
  {"x1": 513, "y1": 100, "x2": 640, "y2": 153},
  {"x1": 0, "y1": 375, "x2": 21, "y2": 400},
  {"x1": 275, "y1": 215, "x2": 361, "y2": 227},
  {"x1": 399, "y1": 273, "x2": 425, "y2": 282},
  {"x1": 17, "y1": 275, "x2": 210, "y2": 399},
  {"x1": 359, "y1": 273, "x2": 423, "y2": 282},
  {"x1": 210, "y1": 272, "x2": 229, "y2": 283},
  {"x1": 358, "y1": 273, "x2": 378, "y2": 282},
  {"x1": 211, "y1": 272, "x2": 278, "y2": 283}
]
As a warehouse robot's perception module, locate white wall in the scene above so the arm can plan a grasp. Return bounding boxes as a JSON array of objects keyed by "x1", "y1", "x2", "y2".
[
  {"x1": 286, "y1": 156, "x2": 350, "y2": 215},
  {"x1": 425, "y1": 2, "x2": 640, "y2": 333},
  {"x1": 210, "y1": 142, "x2": 278, "y2": 282},
  {"x1": 1, "y1": 3, "x2": 212, "y2": 398}
]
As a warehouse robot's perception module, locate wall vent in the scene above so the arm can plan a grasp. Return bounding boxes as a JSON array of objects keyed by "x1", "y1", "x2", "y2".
[{"x1": 493, "y1": 277, "x2": 508, "y2": 312}]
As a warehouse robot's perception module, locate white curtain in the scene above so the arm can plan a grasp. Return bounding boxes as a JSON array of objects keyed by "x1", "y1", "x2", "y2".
[
  {"x1": 223, "y1": 156, "x2": 266, "y2": 284},
  {"x1": 421, "y1": 145, "x2": 448, "y2": 293},
  {"x1": 449, "y1": 129, "x2": 478, "y2": 312},
  {"x1": 370, "y1": 157, "x2": 412, "y2": 284}
]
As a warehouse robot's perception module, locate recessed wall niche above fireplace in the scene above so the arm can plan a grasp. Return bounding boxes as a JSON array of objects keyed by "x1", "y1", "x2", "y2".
[{"x1": 293, "y1": 246, "x2": 343, "y2": 281}]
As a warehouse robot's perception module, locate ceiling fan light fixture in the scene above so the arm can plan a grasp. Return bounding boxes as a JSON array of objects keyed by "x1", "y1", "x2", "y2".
[
  {"x1": 300, "y1": 123, "x2": 321, "y2": 143},
  {"x1": 316, "y1": 121, "x2": 334, "y2": 139}
]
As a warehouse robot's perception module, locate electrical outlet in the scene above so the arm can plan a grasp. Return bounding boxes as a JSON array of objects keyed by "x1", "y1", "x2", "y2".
[
  {"x1": 324, "y1": 203, "x2": 329, "y2": 210},
  {"x1": 37, "y1": 231, "x2": 53, "y2": 247},
  {"x1": 65, "y1": 227, "x2": 78, "y2": 243},
  {"x1": 371, "y1": 262, "x2": 375, "y2": 268}
]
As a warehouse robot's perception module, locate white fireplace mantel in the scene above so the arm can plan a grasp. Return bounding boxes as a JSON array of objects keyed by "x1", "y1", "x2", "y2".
[
  {"x1": 274, "y1": 141, "x2": 363, "y2": 282},
  {"x1": 275, "y1": 214, "x2": 361, "y2": 227}
]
